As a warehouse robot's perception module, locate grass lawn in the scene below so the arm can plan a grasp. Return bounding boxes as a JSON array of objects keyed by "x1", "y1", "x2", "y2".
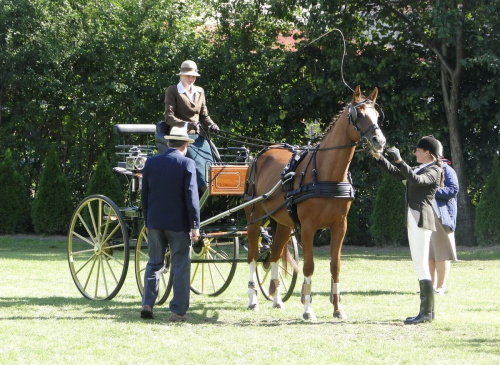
[{"x1": 0, "y1": 235, "x2": 499, "y2": 364}]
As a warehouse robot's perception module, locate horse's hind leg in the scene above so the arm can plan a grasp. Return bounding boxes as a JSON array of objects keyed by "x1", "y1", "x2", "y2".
[
  {"x1": 268, "y1": 223, "x2": 292, "y2": 309},
  {"x1": 330, "y1": 221, "x2": 348, "y2": 319}
]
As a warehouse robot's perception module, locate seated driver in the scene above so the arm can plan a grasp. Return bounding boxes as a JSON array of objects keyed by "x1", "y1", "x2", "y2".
[{"x1": 164, "y1": 60, "x2": 220, "y2": 192}]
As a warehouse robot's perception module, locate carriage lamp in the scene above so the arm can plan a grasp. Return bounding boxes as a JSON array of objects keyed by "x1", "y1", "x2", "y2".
[
  {"x1": 126, "y1": 146, "x2": 148, "y2": 171},
  {"x1": 126, "y1": 156, "x2": 147, "y2": 171}
]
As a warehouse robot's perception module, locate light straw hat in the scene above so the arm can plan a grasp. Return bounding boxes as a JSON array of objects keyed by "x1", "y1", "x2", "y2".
[
  {"x1": 164, "y1": 125, "x2": 194, "y2": 143},
  {"x1": 176, "y1": 60, "x2": 200, "y2": 77}
]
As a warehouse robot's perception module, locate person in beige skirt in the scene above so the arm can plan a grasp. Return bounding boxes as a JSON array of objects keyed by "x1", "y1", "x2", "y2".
[{"x1": 429, "y1": 142, "x2": 459, "y2": 294}]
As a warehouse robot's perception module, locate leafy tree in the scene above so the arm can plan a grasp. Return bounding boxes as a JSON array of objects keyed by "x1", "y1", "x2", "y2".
[
  {"x1": 475, "y1": 154, "x2": 500, "y2": 246},
  {"x1": 31, "y1": 148, "x2": 73, "y2": 234},
  {"x1": 370, "y1": 173, "x2": 407, "y2": 246},
  {"x1": 0, "y1": 149, "x2": 31, "y2": 233},
  {"x1": 370, "y1": 0, "x2": 500, "y2": 245},
  {"x1": 86, "y1": 154, "x2": 124, "y2": 206}
]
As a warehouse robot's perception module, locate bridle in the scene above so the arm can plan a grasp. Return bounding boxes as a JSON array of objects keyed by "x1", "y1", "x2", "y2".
[{"x1": 347, "y1": 99, "x2": 384, "y2": 139}]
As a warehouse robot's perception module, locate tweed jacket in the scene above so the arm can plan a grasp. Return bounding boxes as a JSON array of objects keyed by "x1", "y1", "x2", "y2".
[
  {"x1": 434, "y1": 163, "x2": 459, "y2": 231},
  {"x1": 141, "y1": 148, "x2": 200, "y2": 232},
  {"x1": 376, "y1": 156, "x2": 441, "y2": 231},
  {"x1": 164, "y1": 83, "x2": 215, "y2": 135}
]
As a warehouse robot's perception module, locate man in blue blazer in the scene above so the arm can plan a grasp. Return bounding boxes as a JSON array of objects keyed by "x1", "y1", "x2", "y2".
[{"x1": 141, "y1": 126, "x2": 200, "y2": 322}]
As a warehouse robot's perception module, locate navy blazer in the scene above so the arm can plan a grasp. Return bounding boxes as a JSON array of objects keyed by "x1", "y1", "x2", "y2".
[
  {"x1": 434, "y1": 163, "x2": 459, "y2": 231},
  {"x1": 141, "y1": 148, "x2": 200, "y2": 231}
]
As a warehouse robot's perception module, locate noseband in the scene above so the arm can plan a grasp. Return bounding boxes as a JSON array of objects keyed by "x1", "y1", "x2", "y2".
[{"x1": 347, "y1": 99, "x2": 384, "y2": 139}]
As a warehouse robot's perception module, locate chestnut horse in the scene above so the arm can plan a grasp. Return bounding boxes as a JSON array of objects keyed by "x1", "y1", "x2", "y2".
[{"x1": 244, "y1": 86, "x2": 386, "y2": 320}]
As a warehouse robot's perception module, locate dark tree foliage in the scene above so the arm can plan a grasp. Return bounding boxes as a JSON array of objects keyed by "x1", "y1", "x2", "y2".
[
  {"x1": 370, "y1": 173, "x2": 407, "y2": 246},
  {"x1": 2, "y1": 0, "x2": 499, "y2": 246},
  {"x1": 475, "y1": 154, "x2": 500, "y2": 246},
  {"x1": 0, "y1": 149, "x2": 31, "y2": 233},
  {"x1": 86, "y1": 154, "x2": 125, "y2": 207},
  {"x1": 31, "y1": 148, "x2": 73, "y2": 234}
]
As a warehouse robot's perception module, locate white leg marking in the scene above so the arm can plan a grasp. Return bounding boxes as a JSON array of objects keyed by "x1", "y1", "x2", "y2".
[
  {"x1": 271, "y1": 262, "x2": 284, "y2": 309},
  {"x1": 248, "y1": 260, "x2": 258, "y2": 310},
  {"x1": 302, "y1": 276, "x2": 316, "y2": 320}
]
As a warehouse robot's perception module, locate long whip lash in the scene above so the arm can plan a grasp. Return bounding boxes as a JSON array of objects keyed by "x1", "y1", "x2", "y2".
[{"x1": 304, "y1": 28, "x2": 354, "y2": 92}]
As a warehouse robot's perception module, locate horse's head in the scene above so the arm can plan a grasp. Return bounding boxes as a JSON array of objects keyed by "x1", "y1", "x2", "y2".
[{"x1": 347, "y1": 85, "x2": 386, "y2": 153}]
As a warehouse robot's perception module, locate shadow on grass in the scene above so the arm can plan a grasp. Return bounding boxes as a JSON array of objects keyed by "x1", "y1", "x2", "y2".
[{"x1": 0, "y1": 296, "x2": 407, "y2": 327}]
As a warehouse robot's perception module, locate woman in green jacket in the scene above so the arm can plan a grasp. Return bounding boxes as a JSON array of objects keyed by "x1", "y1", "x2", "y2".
[{"x1": 372, "y1": 135, "x2": 443, "y2": 324}]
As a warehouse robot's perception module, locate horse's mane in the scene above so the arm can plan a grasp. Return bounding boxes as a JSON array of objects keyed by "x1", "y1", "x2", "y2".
[{"x1": 313, "y1": 107, "x2": 345, "y2": 147}]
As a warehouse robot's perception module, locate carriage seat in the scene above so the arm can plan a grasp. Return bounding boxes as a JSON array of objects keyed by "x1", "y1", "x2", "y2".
[{"x1": 155, "y1": 121, "x2": 170, "y2": 154}]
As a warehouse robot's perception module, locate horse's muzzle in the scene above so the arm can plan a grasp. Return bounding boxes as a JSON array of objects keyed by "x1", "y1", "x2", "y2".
[{"x1": 370, "y1": 132, "x2": 386, "y2": 153}]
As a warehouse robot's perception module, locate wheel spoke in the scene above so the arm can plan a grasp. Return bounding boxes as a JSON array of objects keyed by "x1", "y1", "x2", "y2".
[
  {"x1": 72, "y1": 248, "x2": 96, "y2": 256},
  {"x1": 101, "y1": 223, "x2": 122, "y2": 246},
  {"x1": 83, "y1": 255, "x2": 98, "y2": 291},
  {"x1": 72, "y1": 228, "x2": 96, "y2": 247},
  {"x1": 104, "y1": 254, "x2": 119, "y2": 285},
  {"x1": 76, "y1": 213, "x2": 97, "y2": 245},
  {"x1": 100, "y1": 255, "x2": 109, "y2": 297},
  {"x1": 74, "y1": 253, "x2": 96, "y2": 275}
]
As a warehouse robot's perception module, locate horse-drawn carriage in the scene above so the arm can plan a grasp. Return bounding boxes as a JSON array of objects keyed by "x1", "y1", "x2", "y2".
[
  {"x1": 68, "y1": 86, "x2": 386, "y2": 320},
  {"x1": 67, "y1": 122, "x2": 299, "y2": 305}
]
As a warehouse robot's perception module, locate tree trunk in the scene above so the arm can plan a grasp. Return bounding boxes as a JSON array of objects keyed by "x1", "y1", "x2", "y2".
[
  {"x1": 440, "y1": 27, "x2": 476, "y2": 246},
  {"x1": 442, "y1": 76, "x2": 476, "y2": 246}
]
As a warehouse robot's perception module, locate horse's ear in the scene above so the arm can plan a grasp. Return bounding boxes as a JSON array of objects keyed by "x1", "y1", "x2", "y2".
[
  {"x1": 368, "y1": 87, "x2": 378, "y2": 103},
  {"x1": 353, "y1": 85, "x2": 362, "y2": 102}
]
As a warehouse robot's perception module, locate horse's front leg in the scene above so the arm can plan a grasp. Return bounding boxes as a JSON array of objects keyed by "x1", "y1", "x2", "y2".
[
  {"x1": 301, "y1": 228, "x2": 316, "y2": 320},
  {"x1": 248, "y1": 260, "x2": 259, "y2": 310},
  {"x1": 269, "y1": 262, "x2": 284, "y2": 309},
  {"x1": 330, "y1": 221, "x2": 348, "y2": 319}
]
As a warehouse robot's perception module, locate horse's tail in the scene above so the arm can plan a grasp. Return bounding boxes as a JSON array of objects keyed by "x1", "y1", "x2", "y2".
[{"x1": 281, "y1": 240, "x2": 300, "y2": 273}]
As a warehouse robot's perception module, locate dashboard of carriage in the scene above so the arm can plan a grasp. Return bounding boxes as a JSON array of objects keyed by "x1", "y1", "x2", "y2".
[{"x1": 112, "y1": 123, "x2": 251, "y2": 197}]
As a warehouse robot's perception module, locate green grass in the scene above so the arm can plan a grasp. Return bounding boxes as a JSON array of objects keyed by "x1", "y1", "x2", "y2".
[{"x1": 1, "y1": 236, "x2": 499, "y2": 364}]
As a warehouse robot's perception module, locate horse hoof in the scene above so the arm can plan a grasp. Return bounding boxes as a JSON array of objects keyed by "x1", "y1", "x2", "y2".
[
  {"x1": 272, "y1": 302, "x2": 284, "y2": 309},
  {"x1": 248, "y1": 303, "x2": 259, "y2": 311},
  {"x1": 302, "y1": 311, "x2": 317, "y2": 321},
  {"x1": 333, "y1": 310, "x2": 347, "y2": 320}
]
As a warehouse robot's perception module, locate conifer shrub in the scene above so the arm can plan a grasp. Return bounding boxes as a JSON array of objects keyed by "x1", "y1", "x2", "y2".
[
  {"x1": 31, "y1": 148, "x2": 73, "y2": 234},
  {"x1": 86, "y1": 154, "x2": 124, "y2": 206},
  {"x1": 370, "y1": 173, "x2": 407, "y2": 246},
  {"x1": 475, "y1": 155, "x2": 500, "y2": 246},
  {"x1": 0, "y1": 149, "x2": 31, "y2": 233}
]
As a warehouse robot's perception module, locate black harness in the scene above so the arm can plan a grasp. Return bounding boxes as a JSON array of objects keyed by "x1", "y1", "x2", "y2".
[{"x1": 281, "y1": 145, "x2": 355, "y2": 228}]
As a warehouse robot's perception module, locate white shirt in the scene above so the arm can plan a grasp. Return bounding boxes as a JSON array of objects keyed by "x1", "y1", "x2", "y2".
[{"x1": 177, "y1": 82, "x2": 203, "y2": 103}]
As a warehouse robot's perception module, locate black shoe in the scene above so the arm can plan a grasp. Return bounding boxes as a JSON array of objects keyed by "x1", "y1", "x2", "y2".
[
  {"x1": 404, "y1": 313, "x2": 432, "y2": 324},
  {"x1": 141, "y1": 305, "x2": 154, "y2": 319}
]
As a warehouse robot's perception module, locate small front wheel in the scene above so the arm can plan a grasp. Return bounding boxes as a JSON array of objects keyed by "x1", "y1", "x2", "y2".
[
  {"x1": 135, "y1": 225, "x2": 172, "y2": 305},
  {"x1": 68, "y1": 195, "x2": 129, "y2": 300}
]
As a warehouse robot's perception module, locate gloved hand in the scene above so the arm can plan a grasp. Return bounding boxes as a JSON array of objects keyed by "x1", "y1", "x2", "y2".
[
  {"x1": 208, "y1": 123, "x2": 220, "y2": 133},
  {"x1": 187, "y1": 122, "x2": 200, "y2": 134},
  {"x1": 386, "y1": 146, "x2": 402, "y2": 162}
]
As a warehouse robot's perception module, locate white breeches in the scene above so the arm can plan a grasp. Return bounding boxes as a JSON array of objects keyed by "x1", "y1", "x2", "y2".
[{"x1": 407, "y1": 209, "x2": 432, "y2": 281}]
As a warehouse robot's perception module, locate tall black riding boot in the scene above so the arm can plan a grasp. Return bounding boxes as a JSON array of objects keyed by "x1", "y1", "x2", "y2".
[{"x1": 404, "y1": 279, "x2": 434, "y2": 325}]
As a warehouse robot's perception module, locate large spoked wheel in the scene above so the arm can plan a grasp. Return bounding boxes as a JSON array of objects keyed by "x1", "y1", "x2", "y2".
[
  {"x1": 135, "y1": 225, "x2": 172, "y2": 305},
  {"x1": 256, "y1": 227, "x2": 299, "y2": 303},
  {"x1": 190, "y1": 234, "x2": 239, "y2": 296},
  {"x1": 68, "y1": 195, "x2": 129, "y2": 300}
]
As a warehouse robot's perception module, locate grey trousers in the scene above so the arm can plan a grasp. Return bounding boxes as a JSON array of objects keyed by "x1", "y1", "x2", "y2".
[{"x1": 142, "y1": 229, "x2": 191, "y2": 316}]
